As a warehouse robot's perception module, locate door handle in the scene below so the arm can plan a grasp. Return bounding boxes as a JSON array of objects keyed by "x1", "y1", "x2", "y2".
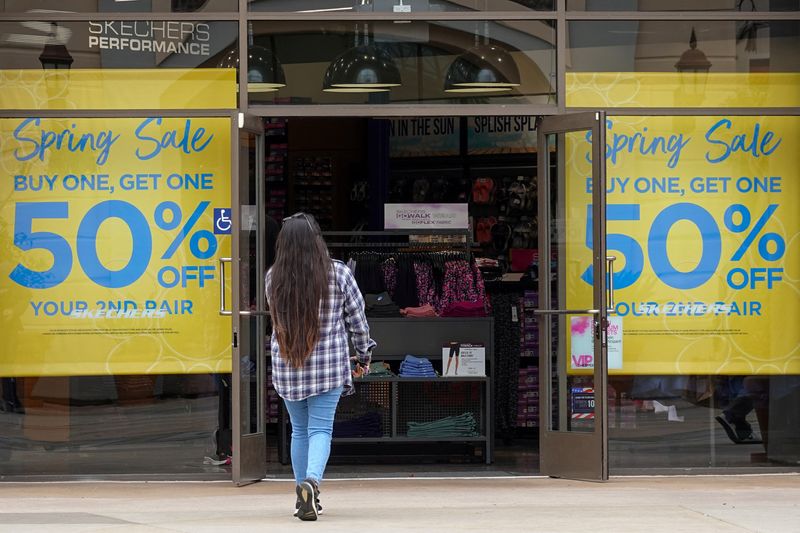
[
  {"x1": 219, "y1": 257, "x2": 232, "y2": 316},
  {"x1": 533, "y1": 257, "x2": 616, "y2": 316},
  {"x1": 239, "y1": 310, "x2": 270, "y2": 316},
  {"x1": 607, "y1": 255, "x2": 617, "y2": 314}
]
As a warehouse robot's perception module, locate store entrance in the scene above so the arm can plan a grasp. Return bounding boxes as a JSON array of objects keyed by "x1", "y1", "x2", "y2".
[{"x1": 230, "y1": 113, "x2": 608, "y2": 484}]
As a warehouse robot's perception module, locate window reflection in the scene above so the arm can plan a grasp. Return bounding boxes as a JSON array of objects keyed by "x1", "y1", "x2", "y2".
[
  {"x1": 248, "y1": 0, "x2": 554, "y2": 13},
  {"x1": 0, "y1": 375, "x2": 231, "y2": 476},
  {"x1": 248, "y1": 20, "x2": 556, "y2": 105},
  {"x1": 568, "y1": 21, "x2": 800, "y2": 74},
  {"x1": 567, "y1": 0, "x2": 799, "y2": 12}
]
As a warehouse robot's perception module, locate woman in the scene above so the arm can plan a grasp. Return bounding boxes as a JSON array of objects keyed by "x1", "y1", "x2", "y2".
[{"x1": 266, "y1": 212, "x2": 375, "y2": 521}]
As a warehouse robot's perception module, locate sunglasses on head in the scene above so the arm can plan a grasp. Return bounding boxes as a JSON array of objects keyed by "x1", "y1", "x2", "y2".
[{"x1": 283, "y1": 212, "x2": 315, "y2": 232}]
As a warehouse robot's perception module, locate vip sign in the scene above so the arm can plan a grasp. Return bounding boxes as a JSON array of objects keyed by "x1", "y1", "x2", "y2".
[{"x1": 570, "y1": 316, "x2": 624, "y2": 371}]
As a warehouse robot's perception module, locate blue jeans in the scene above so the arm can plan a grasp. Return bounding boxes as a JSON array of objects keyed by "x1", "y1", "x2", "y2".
[{"x1": 283, "y1": 386, "x2": 342, "y2": 485}]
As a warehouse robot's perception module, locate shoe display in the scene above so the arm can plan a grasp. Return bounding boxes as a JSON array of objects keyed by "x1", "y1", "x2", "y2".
[{"x1": 295, "y1": 478, "x2": 319, "y2": 521}]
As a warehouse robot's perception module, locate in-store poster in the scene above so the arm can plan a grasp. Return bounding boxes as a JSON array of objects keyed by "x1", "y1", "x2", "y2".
[
  {"x1": 384, "y1": 203, "x2": 469, "y2": 229},
  {"x1": 566, "y1": 115, "x2": 800, "y2": 375},
  {"x1": 389, "y1": 117, "x2": 460, "y2": 157},
  {"x1": 0, "y1": 117, "x2": 232, "y2": 377},
  {"x1": 570, "y1": 315, "x2": 623, "y2": 371},
  {"x1": 441, "y1": 343, "x2": 485, "y2": 377}
]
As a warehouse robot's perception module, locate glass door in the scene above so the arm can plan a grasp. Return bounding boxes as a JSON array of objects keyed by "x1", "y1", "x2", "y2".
[
  {"x1": 229, "y1": 113, "x2": 268, "y2": 485},
  {"x1": 536, "y1": 112, "x2": 610, "y2": 481}
]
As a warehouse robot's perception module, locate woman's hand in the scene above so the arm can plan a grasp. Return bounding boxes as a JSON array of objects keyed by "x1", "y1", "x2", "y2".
[{"x1": 350, "y1": 358, "x2": 369, "y2": 378}]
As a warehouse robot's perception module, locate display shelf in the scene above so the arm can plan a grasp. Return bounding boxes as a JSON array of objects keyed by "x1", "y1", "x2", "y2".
[{"x1": 280, "y1": 316, "x2": 494, "y2": 465}]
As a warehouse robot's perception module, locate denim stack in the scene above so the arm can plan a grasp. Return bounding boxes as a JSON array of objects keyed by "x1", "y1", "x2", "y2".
[{"x1": 399, "y1": 355, "x2": 437, "y2": 378}]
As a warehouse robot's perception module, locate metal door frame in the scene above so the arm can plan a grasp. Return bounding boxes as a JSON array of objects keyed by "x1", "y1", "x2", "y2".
[
  {"x1": 229, "y1": 112, "x2": 269, "y2": 486},
  {"x1": 536, "y1": 111, "x2": 609, "y2": 481}
]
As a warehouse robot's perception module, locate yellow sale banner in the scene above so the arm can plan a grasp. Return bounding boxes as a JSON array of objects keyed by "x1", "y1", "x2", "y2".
[
  {"x1": 567, "y1": 115, "x2": 800, "y2": 375},
  {"x1": 0, "y1": 117, "x2": 232, "y2": 377}
]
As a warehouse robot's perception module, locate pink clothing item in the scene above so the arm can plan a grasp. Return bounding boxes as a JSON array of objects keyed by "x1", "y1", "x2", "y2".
[
  {"x1": 413, "y1": 261, "x2": 438, "y2": 309},
  {"x1": 440, "y1": 301, "x2": 488, "y2": 317},
  {"x1": 401, "y1": 304, "x2": 438, "y2": 318},
  {"x1": 437, "y1": 259, "x2": 487, "y2": 314}
]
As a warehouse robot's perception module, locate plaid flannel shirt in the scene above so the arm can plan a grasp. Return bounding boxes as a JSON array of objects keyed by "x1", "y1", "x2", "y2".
[{"x1": 266, "y1": 260, "x2": 376, "y2": 401}]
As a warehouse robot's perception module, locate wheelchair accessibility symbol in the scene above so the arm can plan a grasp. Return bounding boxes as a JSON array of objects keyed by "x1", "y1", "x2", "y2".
[{"x1": 213, "y1": 208, "x2": 232, "y2": 234}]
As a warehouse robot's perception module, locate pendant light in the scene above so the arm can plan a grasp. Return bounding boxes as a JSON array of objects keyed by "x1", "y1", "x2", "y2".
[
  {"x1": 322, "y1": 23, "x2": 400, "y2": 93},
  {"x1": 217, "y1": 22, "x2": 285, "y2": 93},
  {"x1": 444, "y1": 22, "x2": 520, "y2": 94}
]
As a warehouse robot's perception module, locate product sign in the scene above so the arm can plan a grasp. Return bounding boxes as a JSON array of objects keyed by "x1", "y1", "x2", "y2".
[
  {"x1": 384, "y1": 203, "x2": 468, "y2": 230},
  {"x1": 441, "y1": 342, "x2": 485, "y2": 377},
  {"x1": 566, "y1": 116, "x2": 800, "y2": 375},
  {"x1": 570, "y1": 315, "x2": 623, "y2": 371},
  {"x1": 0, "y1": 116, "x2": 232, "y2": 377}
]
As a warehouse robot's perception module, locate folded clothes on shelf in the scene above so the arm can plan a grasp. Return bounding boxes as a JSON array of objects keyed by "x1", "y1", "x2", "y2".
[
  {"x1": 399, "y1": 354, "x2": 437, "y2": 377},
  {"x1": 367, "y1": 361, "x2": 394, "y2": 377},
  {"x1": 440, "y1": 301, "x2": 487, "y2": 317},
  {"x1": 400, "y1": 304, "x2": 438, "y2": 318},
  {"x1": 333, "y1": 412, "x2": 384, "y2": 438},
  {"x1": 406, "y1": 412, "x2": 479, "y2": 438},
  {"x1": 364, "y1": 292, "x2": 402, "y2": 317}
]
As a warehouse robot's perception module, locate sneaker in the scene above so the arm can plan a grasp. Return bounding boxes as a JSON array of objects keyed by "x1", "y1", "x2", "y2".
[
  {"x1": 295, "y1": 479, "x2": 319, "y2": 521},
  {"x1": 715, "y1": 415, "x2": 762, "y2": 444},
  {"x1": 293, "y1": 491, "x2": 323, "y2": 516}
]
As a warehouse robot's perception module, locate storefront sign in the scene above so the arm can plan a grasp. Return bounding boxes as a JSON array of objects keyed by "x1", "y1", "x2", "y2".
[
  {"x1": 0, "y1": 116, "x2": 232, "y2": 377},
  {"x1": 389, "y1": 118, "x2": 459, "y2": 157},
  {"x1": 384, "y1": 203, "x2": 468, "y2": 229},
  {"x1": 88, "y1": 21, "x2": 212, "y2": 56},
  {"x1": 566, "y1": 115, "x2": 800, "y2": 375},
  {"x1": 570, "y1": 316, "x2": 623, "y2": 371}
]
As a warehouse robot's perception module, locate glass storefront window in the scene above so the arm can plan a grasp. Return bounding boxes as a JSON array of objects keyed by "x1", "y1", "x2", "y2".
[
  {"x1": 0, "y1": 0, "x2": 238, "y2": 13},
  {"x1": 566, "y1": 20, "x2": 800, "y2": 107},
  {"x1": 248, "y1": 0, "x2": 554, "y2": 13},
  {"x1": 567, "y1": 0, "x2": 799, "y2": 11},
  {"x1": 0, "y1": 375, "x2": 232, "y2": 477},
  {"x1": 587, "y1": 114, "x2": 800, "y2": 470},
  {"x1": 247, "y1": 20, "x2": 556, "y2": 105},
  {"x1": 609, "y1": 374, "x2": 800, "y2": 470}
]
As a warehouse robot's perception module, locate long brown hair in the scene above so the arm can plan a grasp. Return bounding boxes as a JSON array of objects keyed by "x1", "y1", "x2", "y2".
[{"x1": 268, "y1": 213, "x2": 330, "y2": 368}]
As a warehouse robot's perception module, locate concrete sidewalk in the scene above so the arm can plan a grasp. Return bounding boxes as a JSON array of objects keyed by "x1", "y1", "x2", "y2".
[{"x1": 0, "y1": 475, "x2": 798, "y2": 533}]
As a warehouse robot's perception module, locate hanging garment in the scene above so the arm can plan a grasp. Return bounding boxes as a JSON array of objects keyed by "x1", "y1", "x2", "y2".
[
  {"x1": 438, "y1": 259, "x2": 486, "y2": 314},
  {"x1": 381, "y1": 258, "x2": 398, "y2": 298},
  {"x1": 414, "y1": 261, "x2": 438, "y2": 309},
  {"x1": 392, "y1": 256, "x2": 419, "y2": 309}
]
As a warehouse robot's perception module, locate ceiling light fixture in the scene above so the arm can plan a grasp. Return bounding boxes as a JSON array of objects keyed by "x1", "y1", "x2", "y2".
[
  {"x1": 322, "y1": 22, "x2": 401, "y2": 93},
  {"x1": 444, "y1": 21, "x2": 521, "y2": 94},
  {"x1": 217, "y1": 22, "x2": 285, "y2": 93}
]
